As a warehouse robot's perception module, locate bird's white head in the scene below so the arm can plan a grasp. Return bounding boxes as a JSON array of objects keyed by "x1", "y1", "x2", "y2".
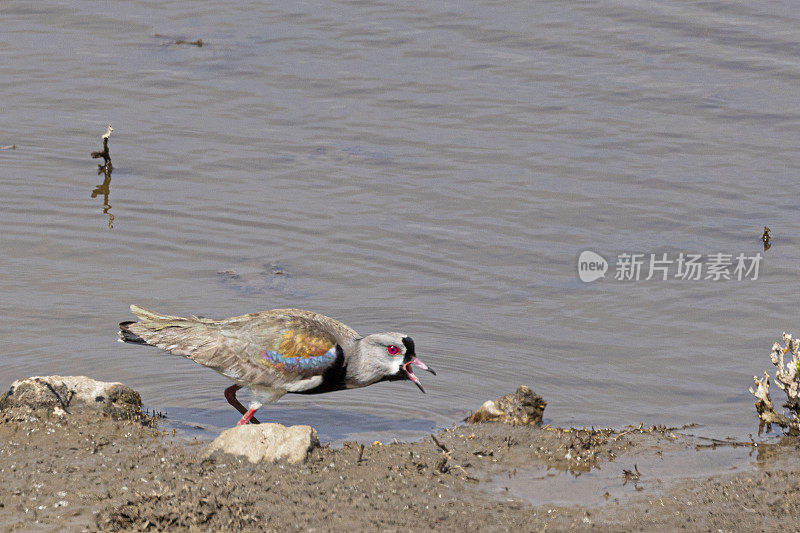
[{"x1": 351, "y1": 333, "x2": 435, "y2": 392}]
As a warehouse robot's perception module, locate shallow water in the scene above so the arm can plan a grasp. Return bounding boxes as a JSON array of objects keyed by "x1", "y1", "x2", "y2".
[
  {"x1": 2, "y1": 1, "x2": 800, "y2": 444},
  {"x1": 490, "y1": 445, "x2": 756, "y2": 507}
]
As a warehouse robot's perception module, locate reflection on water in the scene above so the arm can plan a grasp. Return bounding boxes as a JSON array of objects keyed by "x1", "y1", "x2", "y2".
[
  {"x1": 90, "y1": 161, "x2": 114, "y2": 229},
  {"x1": 751, "y1": 435, "x2": 800, "y2": 466}
]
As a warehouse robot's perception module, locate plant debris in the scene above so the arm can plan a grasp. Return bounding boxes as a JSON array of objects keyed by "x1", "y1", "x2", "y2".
[
  {"x1": 175, "y1": 39, "x2": 204, "y2": 47},
  {"x1": 466, "y1": 385, "x2": 546, "y2": 426},
  {"x1": 750, "y1": 333, "x2": 800, "y2": 434}
]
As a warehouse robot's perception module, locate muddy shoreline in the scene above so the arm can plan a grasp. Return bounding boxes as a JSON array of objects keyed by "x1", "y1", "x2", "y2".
[{"x1": 2, "y1": 400, "x2": 799, "y2": 531}]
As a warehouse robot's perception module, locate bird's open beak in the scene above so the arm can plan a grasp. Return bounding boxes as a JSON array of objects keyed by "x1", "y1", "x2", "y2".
[{"x1": 402, "y1": 357, "x2": 436, "y2": 393}]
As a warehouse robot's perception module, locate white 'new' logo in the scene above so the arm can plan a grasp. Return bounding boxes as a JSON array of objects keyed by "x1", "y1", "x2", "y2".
[{"x1": 578, "y1": 251, "x2": 608, "y2": 282}]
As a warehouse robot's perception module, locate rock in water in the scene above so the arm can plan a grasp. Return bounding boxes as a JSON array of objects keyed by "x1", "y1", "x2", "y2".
[
  {"x1": 203, "y1": 423, "x2": 319, "y2": 464},
  {"x1": 466, "y1": 385, "x2": 546, "y2": 426},
  {"x1": 0, "y1": 375, "x2": 142, "y2": 419}
]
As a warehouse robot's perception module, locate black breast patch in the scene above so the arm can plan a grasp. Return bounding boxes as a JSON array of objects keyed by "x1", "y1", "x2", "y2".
[{"x1": 294, "y1": 345, "x2": 347, "y2": 395}]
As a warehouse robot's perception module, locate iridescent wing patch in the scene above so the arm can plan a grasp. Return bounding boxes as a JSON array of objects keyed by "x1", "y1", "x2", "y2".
[{"x1": 259, "y1": 328, "x2": 337, "y2": 378}]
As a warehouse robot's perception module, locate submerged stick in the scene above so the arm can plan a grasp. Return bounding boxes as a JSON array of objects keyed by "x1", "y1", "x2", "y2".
[
  {"x1": 90, "y1": 125, "x2": 115, "y2": 228},
  {"x1": 91, "y1": 125, "x2": 113, "y2": 165}
]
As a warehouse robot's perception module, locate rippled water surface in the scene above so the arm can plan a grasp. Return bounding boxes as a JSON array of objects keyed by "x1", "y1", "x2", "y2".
[{"x1": 2, "y1": 1, "x2": 800, "y2": 443}]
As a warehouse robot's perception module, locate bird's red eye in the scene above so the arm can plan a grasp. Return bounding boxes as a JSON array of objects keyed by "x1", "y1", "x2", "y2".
[{"x1": 387, "y1": 345, "x2": 400, "y2": 355}]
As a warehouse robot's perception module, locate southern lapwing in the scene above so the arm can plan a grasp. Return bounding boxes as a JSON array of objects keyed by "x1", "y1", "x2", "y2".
[{"x1": 119, "y1": 305, "x2": 435, "y2": 425}]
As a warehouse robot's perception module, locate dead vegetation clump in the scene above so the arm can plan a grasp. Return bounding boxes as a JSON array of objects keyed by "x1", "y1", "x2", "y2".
[{"x1": 750, "y1": 333, "x2": 800, "y2": 434}]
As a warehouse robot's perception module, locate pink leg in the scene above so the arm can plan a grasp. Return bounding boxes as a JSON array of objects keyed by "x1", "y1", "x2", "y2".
[
  {"x1": 237, "y1": 405, "x2": 260, "y2": 426},
  {"x1": 224, "y1": 384, "x2": 260, "y2": 425}
]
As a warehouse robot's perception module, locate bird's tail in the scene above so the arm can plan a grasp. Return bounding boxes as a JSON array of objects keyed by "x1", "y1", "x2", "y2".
[
  {"x1": 118, "y1": 305, "x2": 217, "y2": 357},
  {"x1": 118, "y1": 322, "x2": 148, "y2": 344}
]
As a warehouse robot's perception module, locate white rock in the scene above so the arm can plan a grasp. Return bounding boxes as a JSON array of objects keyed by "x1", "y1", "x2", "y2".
[
  {"x1": 0, "y1": 375, "x2": 142, "y2": 417},
  {"x1": 203, "y1": 423, "x2": 319, "y2": 464}
]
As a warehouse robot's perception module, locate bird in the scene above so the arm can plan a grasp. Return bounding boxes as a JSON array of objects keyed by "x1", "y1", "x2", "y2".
[{"x1": 118, "y1": 305, "x2": 435, "y2": 426}]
